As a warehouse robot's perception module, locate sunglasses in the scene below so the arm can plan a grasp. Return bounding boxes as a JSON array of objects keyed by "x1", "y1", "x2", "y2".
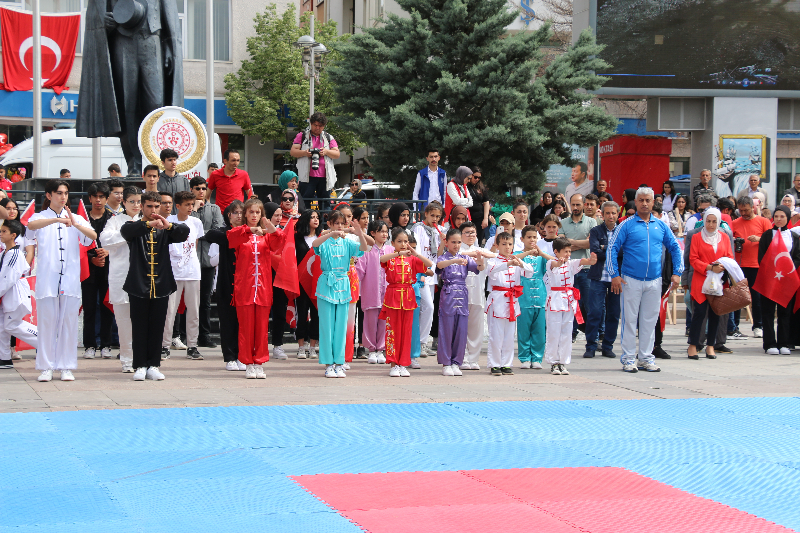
[
  {"x1": 281, "y1": 197, "x2": 294, "y2": 202},
  {"x1": 350, "y1": 183, "x2": 358, "y2": 186}
]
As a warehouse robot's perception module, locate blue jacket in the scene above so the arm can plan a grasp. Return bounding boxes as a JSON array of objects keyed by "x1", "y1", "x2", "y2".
[
  {"x1": 606, "y1": 213, "x2": 683, "y2": 282},
  {"x1": 588, "y1": 223, "x2": 623, "y2": 281},
  {"x1": 414, "y1": 167, "x2": 447, "y2": 209}
]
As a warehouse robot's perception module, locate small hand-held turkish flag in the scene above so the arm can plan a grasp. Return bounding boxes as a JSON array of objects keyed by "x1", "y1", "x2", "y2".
[
  {"x1": 659, "y1": 288, "x2": 671, "y2": 332},
  {"x1": 0, "y1": 7, "x2": 81, "y2": 93},
  {"x1": 19, "y1": 200, "x2": 35, "y2": 226},
  {"x1": 76, "y1": 199, "x2": 96, "y2": 283},
  {"x1": 754, "y1": 232, "x2": 800, "y2": 308},
  {"x1": 272, "y1": 218, "x2": 300, "y2": 299},
  {"x1": 298, "y1": 249, "x2": 322, "y2": 308}
]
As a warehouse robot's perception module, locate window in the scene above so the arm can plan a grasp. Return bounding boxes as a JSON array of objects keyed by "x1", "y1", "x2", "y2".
[
  {"x1": 178, "y1": 0, "x2": 231, "y2": 61},
  {"x1": 777, "y1": 158, "x2": 793, "y2": 198}
]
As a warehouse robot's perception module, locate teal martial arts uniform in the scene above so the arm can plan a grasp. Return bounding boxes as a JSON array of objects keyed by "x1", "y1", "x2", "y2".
[
  {"x1": 410, "y1": 273, "x2": 425, "y2": 360},
  {"x1": 516, "y1": 254, "x2": 547, "y2": 364},
  {"x1": 315, "y1": 237, "x2": 364, "y2": 365}
]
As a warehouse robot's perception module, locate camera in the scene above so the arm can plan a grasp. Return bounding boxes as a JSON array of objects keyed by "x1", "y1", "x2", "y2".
[
  {"x1": 309, "y1": 148, "x2": 321, "y2": 171},
  {"x1": 733, "y1": 237, "x2": 745, "y2": 253}
]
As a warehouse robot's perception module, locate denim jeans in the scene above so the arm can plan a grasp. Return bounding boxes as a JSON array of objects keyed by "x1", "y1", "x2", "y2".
[
  {"x1": 572, "y1": 270, "x2": 591, "y2": 335},
  {"x1": 584, "y1": 279, "x2": 621, "y2": 353}
]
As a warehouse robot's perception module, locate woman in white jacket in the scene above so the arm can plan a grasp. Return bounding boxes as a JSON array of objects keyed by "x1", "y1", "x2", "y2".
[
  {"x1": 99, "y1": 186, "x2": 142, "y2": 373},
  {"x1": 445, "y1": 166, "x2": 473, "y2": 222}
]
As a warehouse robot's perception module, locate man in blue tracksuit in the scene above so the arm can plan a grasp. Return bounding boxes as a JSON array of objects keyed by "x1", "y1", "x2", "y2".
[
  {"x1": 607, "y1": 187, "x2": 683, "y2": 373},
  {"x1": 412, "y1": 149, "x2": 447, "y2": 211}
]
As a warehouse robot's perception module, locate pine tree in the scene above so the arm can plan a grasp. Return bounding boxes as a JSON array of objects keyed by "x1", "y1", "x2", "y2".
[
  {"x1": 328, "y1": 0, "x2": 618, "y2": 195},
  {"x1": 224, "y1": 5, "x2": 361, "y2": 154}
]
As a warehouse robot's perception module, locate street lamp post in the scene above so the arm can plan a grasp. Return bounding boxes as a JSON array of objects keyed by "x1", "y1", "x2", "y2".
[{"x1": 295, "y1": 15, "x2": 330, "y2": 118}]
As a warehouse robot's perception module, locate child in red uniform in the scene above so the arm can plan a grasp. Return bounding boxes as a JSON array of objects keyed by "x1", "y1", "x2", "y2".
[
  {"x1": 380, "y1": 227, "x2": 434, "y2": 377},
  {"x1": 228, "y1": 199, "x2": 283, "y2": 379}
]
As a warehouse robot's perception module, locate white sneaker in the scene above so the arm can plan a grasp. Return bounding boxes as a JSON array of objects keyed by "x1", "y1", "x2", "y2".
[
  {"x1": 297, "y1": 345, "x2": 308, "y2": 359},
  {"x1": 442, "y1": 365, "x2": 454, "y2": 376},
  {"x1": 325, "y1": 365, "x2": 338, "y2": 378},
  {"x1": 334, "y1": 364, "x2": 346, "y2": 378},
  {"x1": 121, "y1": 364, "x2": 134, "y2": 373},
  {"x1": 245, "y1": 364, "x2": 257, "y2": 379},
  {"x1": 255, "y1": 365, "x2": 266, "y2": 379},
  {"x1": 550, "y1": 364, "x2": 561, "y2": 375},
  {"x1": 367, "y1": 352, "x2": 378, "y2": 364},
  {"x1": 753, "y1": 328, "x2": 764, "y2": 338},
  {"x1": 410, "y1": 359, "x2": 421, "y2": 369},
  {"x1": 171, "y1": 337, "x2": 188, "y2": 350},
  {"x1": 575, "y1": 331, "x2": 586, "y2": 341},
  {"x1": 399, "y1": 366, "x2": 410, "y2": 377},
  {"x1": 273, "y1": 346, "x2": 288, "y2": 360},
  {"x1": 146, "y1": 367, "x2": 165, "y2": 380},
  {"x1": 11, "y1": 349, "x2": 21, "y2": 360},
  {"x1": 310, "y1": 347, "x2": 319, "y2": 359},
  {"x1": 419, "y1": 343, "x2": 429, "y2": 358},
  {"x1": 83, "y1": 347, "x2": 95, "y2": 359},
  {"x1": 226, "y1": 361, "x2": 239, "y2": 371},
  {"x1": 377, "y1": 352, "x2": 386, "y2": 364},
  {"x1": 559, "y1": 364, "x2": 570, "y2": 375},
  {"x1": 389, "y1": 365, "x2": 401, "y2": 377},
  {"x1": 451, "y1": 364, "x2": 463, "y2": 376},
  {"x1": 780, "y1": 347, "x2": 791, "y2": 355},
  {"x1": 60, "y1": 369, "x2": 75, "y2": 381},
  {"x1": 236, "y1": 361, "x2": 247, "y2": 370},
  {"x1": 532, "y1": 362, "x2": 543, "y2": 370},
  {"x1": 38, "y1": 369, "x2": 53, "y2": 382},
  {"x1": 471, "y1": 362, "x2": 481, "y2": 370},
  {"x1": 342, "y1": 362, "x2": 350, "y2": 371},
  {"x1": 766, "y1": 347, "x2": 780, "y2": 355},
  {"x1": 100, "y1": 347, "x2": 112, "y2": 359},
  {"x1": 636, "y1": 362, "x2": 660, "y2": 372},
  {"x1": 133, "y1": 367, "x2": 147, "y2": 381},
  {"x1": 520, "y1": 361, "x2": 532, "y2": 369}
]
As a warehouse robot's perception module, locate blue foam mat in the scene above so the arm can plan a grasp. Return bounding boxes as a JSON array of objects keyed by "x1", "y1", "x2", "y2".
[{"x1": 2, "y1": 397, "x2": 800, "y2": 532}]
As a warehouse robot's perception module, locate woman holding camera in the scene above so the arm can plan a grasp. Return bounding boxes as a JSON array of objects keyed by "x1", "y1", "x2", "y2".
[
  {"x1": 758, "y1": 206, "x2": 800, "y2": 355},
  {"x1": 687, "y1": 208, "x2": 732, "y2": 360}
]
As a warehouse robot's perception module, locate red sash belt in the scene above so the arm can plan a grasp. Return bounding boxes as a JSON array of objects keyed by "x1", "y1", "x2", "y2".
[
  {"x1": 492, "y1": 285, "x2": 523, "y2": 322},
  {"x1": 551, "y1": 286, "x2": 583, "y2": 324}
]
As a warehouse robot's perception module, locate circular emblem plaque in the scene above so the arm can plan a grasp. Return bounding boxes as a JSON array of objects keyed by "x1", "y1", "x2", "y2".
[{"x1": 138, "y1": 106, "x2": 208, "y2": 175}]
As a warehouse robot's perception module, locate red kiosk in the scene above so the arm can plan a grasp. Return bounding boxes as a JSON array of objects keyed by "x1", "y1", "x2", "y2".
[{"x1": 598, "y1": 135, "x2": 672, "y2": 202}]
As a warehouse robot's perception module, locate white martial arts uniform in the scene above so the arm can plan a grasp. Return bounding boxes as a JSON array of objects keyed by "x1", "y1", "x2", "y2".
[
  {"x1": 0, "y1": 246, "x2": 37, "y2": 360},
  {"x1": 27, "y1": 208, "x2": 94, "y2": 371},
  {"x1": 544, "y1": 259, "x2": 583, "y2": 366},
  {"x1": 100, "y1": 213, "x2": 140, "y2": 368},
  {"x1": 485, "y1": 256, "x2": 532, "y2": 368},
  {"x1": 461, "y1": 243, "x2": 489, "y2": 367},
  {"x1": 411, "y1": 223, "x2": 442, "y2": 346},
  {"x1": 484, "y1": 233, "x2": 524, "y2": 253},
  {"x1": 163, "y1": 216, "x2": 204, "y2": 349}
]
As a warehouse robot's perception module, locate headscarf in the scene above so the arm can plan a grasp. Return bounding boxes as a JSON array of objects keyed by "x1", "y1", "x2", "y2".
[
  {"x1": 278, "y1": 170, "x2": 298, "y2": 191},
  {"x1": 624, "y1": 188, "x2": 637, "y2": 204},
  {"x1": 782, "y1": 194, "x2": 796, "y2": 211},
  {"x1": 448, "y1": 206, "x2": 469, "y2": 229},
  {"x1": 281, "y1": 189, "x2": 298, "y2": 218},
  {"x1": 542, "y1": 191, "x2": 553, "y2": 206},
  {"x1": 453, "y1": 166, "x2": 472, "y2": 186},
  {"x1": 701, "y1": 207, "x2": 722, "y2": 251},
  {"x1": 774, "y1": 205, "x2": 792, "y2": 230},
  {"x1": 264, "y1": 202, "x2": 281, "y2": 221},
  {"x1": 388, "y1": 202, "x2": 410, "y2": 229}
]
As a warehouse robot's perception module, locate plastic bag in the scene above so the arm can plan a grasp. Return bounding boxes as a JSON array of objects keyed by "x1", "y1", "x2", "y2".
[{"x1": 702, "y1": 271, "x2": 724, "y2": 296}]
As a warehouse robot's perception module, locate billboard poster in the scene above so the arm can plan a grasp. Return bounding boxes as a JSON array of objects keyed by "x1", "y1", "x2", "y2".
[
  {"x1": 543, "y1": 145, "x2": 594, "y2": 195},
  {"x1": 713, "y1": 134, "x2": 768, "y2": 199}
]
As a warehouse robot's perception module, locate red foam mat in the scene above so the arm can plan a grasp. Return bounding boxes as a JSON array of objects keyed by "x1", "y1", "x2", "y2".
[{"x1": 293, "y1": 467, "x2": 795, "y2": 533}]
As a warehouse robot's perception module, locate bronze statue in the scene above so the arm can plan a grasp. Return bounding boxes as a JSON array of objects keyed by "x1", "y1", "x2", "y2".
[{"x1": 76, "y1": 0, "x2": 183, "y2": 176}]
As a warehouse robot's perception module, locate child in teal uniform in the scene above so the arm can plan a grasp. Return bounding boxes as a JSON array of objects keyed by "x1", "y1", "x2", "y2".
[
  {"x1": 409, "y1": 234, "x2": 432, "y2": 369},
  {"x1": 516, "y1": 225, "x2": 552, "y2": 370},
  {"x1": 312, "y1": 210, "x2": 368, "y2": 378}
]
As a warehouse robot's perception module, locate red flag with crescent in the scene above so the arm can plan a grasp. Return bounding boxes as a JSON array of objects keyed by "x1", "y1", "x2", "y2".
[
  {"x1": 272, "y1": 219, "x2": 300, "y2": 300},
  {"x1": 659, "y1": 288, "x2": 671, "y2": 332},
  {"x1": 754, "y1": 233, "x2": 800, "y2": 308},
  {"x1": 0, "y1": 7, "x2": 81, "y2": 93},
  {"x1": 298, "y1": 249, "x2": 321, "y2": 308},
  {"x1": 20, "y1": 200, "x2": 35, "y2": 226}
]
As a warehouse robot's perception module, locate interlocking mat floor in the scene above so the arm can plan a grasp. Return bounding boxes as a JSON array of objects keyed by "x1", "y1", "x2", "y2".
[{"x1": 3, "y1": 398, "x2": 800, "y2": 532}]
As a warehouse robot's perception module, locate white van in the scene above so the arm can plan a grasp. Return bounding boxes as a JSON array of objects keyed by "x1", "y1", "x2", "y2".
[{"x1": 0, "y1": 128, "x2": 221, "y2": 180}]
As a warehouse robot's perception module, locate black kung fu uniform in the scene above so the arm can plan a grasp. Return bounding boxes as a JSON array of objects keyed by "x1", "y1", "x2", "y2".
[
  {"x1": 121, "y1": 219, "x2": 190, "y2": 368},
  {"x1": 204, "y1": 227, "x2": 239, "y2": 362}
]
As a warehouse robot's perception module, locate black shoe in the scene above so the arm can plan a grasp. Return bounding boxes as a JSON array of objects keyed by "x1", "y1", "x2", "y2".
[
  {"x1": 187, "y1": 347, "x2": 204, "y2": 360},
  {"x1": 0, "y1": 359, "x2": 13, "y2": 369},
  {"x1": 714, "y1": 344, "x2": 732, "y2": 354},
  {"x1": 161, "y1": 348, "x2": 170, "y2": 360},
  {"x1": 491, "y1": 367, "x2": 502, "y2": 376},
  {"x1": 653, "y1": 346, "x2": 671, "y2": 359},
  {"x1": 685, "y1": 328, "x2": 690, "y2": 337},
  {"x1": 706, "y1": 350, "x2": 718, "y2": 359},
  {"x1": 601, "y1": 350, "x2": 616, "y2": 358},
  {"x1": 583, "y1": 350, "x2": 596, "y2": 358},
  {"x1": 197, "y1": 338, "x2": 218, "y2": 348},
  {"x1": 599, "y1": 333, "x2": 605, "y2": 341},
  {"x1": 501, "y1": 367, "x2": 514, "y2": 375},
  {"x1": 356, "y1": 346, "x2": 368, "y2": 359}
]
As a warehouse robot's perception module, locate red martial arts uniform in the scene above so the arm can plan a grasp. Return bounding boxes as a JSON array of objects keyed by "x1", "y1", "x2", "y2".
[
  {"x1": 380, "y1": 256, "x2": 426, "y2": 367},
  {"x1": 228, "y1": 225, "x2": 286, "y2": 364}
]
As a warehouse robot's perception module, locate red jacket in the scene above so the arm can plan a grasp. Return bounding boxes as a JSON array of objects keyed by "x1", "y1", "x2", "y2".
[
  {"x1": 690, "y1": 232, "x2": 732, "y2": 304},
  {"x1": 228, "y1": 225, "x2": 286, "y2": 307},
  {"x1": 381, "y1": 256, "x2": 426, "y2": 310}
]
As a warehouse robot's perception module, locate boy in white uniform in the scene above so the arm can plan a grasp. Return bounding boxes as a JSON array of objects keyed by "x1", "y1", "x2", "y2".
[
  {"x1": 0, "y1": 221, "x2": 37, "y2": 369},
  {"x1": 459, "y1": 221, "x2": 494, "y2": 370},
  {"x1": 27, "y1": 180, "x2": 97, "y2": 382},
  {"x1": 544, "y1": 237, "x2": 597, "y2": 375},
  {"x1": 411, "y1": 201, "x2": 444, "y2": 356},
  {"x1": 163, "y1": 191, "x2": 205, "y2": 360},
  {"x1": 485, "y1": 232, "x2": 533, "y2": 376}
]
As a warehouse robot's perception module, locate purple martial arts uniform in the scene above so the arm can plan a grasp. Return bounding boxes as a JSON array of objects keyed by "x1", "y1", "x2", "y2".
[{"x1": 435, "y1": 251, "x2": 478, "y2": 366}]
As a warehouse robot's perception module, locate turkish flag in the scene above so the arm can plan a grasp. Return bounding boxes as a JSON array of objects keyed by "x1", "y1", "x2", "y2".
[
  {"x1": 659, "y1": 288, "x2": 671, "y2": 332},
  {"x1": 19, "y1": 200, "x2": 35, "y2": 226},
  {"x1": 272, "y1": 219, "x2": 300, "y2": 299},
  {"x1": 0, "y1": 7, "x2": 80, "y2": 94},
  {"x1": 298, "y1": 249, "x2": 321, "y2": 308},
  {"x1": 754, "y1": 233, "x2": 800, "y2": 308},
  {"x1": 76, "y1": 199, "x2": 96, "y2": 283},
  {"x1": 286, "y1": 298, "x2": 297, "y2": 329}
]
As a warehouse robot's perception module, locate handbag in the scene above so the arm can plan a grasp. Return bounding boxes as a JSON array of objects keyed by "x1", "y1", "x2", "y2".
[{"x1": 707, "y1": 278, "x2": 752, "y2": 315}]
